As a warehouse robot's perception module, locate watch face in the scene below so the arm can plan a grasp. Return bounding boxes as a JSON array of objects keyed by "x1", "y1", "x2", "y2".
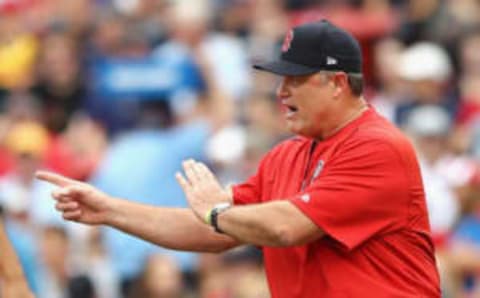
[{"x1": 212, "y1": 202, "x2": 232, "y2": 234}]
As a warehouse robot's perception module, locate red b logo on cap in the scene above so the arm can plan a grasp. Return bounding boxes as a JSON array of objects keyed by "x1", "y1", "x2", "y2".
[{"x1": 282, "y1": 29, "x2": 294, "y2": 53}]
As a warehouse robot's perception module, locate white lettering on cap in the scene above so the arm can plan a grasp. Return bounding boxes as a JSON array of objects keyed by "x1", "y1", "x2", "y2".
[{"x1": 326, "y1": 56, "x2": 338, "y2": 65}]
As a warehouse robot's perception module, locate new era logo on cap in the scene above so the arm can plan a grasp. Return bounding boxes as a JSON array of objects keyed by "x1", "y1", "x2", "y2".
[{"x1": 326, "y1": 56, "x2": 337, "y2": 65}]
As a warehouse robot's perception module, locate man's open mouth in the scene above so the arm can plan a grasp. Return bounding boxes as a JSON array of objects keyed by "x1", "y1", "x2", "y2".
[{"x1": 286, "y1": 105, "x2": 298, "y2": 112}]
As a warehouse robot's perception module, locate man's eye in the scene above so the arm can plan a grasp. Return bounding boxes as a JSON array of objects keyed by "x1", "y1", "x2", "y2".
[{"x1": 291, "y1": 77, "x2": 301, "y2": 86}]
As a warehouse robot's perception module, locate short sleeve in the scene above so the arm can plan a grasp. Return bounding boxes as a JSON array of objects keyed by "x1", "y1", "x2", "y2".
[
  {"x1": 232, "y1": 149, "x2": 276, "y2": 206},
  {"x1": 290, "y1": 138, "x2": 409, "y2": 250},
  {"x1": 232, "y1": 172, "x2": 261, "y2": 205}
]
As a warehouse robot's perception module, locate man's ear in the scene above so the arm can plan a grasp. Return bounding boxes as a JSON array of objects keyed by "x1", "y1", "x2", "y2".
[{"x1": 332, "y1": 72, "x2": 349, "y2": 98}]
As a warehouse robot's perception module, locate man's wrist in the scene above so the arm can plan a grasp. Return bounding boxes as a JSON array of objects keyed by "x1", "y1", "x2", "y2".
[
  {"x1": 206, "y1": 202, "x2": 232, "y2": 233},
  {"x1": 104, "y1": 196, "x2": 123, "y2": 227}
]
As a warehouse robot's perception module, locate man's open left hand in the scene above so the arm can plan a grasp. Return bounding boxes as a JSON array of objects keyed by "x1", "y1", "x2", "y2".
[{"x1": 176, "y1": 159, "x2": 231, "y2": 222}]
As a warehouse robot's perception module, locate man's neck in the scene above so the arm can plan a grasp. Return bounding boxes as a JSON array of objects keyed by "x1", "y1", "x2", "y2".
[{"x1": 319, "y1": 97, "x2": 368, "y2": 140}]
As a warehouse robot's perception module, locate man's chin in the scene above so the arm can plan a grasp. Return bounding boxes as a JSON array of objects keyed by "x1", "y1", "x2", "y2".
[
  {"x1": 286, "y1": 126, "x2": 318, "y2": 139},
  {"x1": 286, "y1": 124, "x2": 304, "y2": 136}
]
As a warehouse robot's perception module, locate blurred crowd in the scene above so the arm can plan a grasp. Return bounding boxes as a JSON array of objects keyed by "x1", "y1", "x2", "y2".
[{"x1": 0, "y1": 0, "x2": 480, "y2": 297}]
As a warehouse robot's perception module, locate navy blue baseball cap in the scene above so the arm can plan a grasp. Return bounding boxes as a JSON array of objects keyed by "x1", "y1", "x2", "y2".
[{"x1": 254, "y1": 20, "x2": 363, "y2": 75}]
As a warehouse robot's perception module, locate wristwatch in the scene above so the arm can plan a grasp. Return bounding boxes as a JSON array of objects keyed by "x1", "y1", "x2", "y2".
[{"x1": 208, "y1": 202, "x2": 232, "y2": 234}]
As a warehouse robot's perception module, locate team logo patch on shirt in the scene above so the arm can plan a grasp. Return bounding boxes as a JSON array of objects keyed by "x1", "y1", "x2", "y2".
[
  {"x1": 312, "y1": 160, "x2": 325, "y2": 181},
  {"x1": 282, "y1": 29, "x2": 294, "y2": 53},
  {"x1": 301, "y1": 159, "x2": 326, "y2": 191}
]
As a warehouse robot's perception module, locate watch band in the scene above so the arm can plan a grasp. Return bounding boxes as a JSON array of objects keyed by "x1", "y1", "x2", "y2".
[{"x1": 209, "y1": 202, "x2": 232, "y2": 234}]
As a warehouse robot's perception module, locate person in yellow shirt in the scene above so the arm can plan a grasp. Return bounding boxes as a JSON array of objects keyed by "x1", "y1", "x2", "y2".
[{"x1": 0, "y1": 14, "x2": 38, "y2": 89}]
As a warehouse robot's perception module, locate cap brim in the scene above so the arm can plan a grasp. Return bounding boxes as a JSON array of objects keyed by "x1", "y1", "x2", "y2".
[{"x1": 253, "y1": 59, "x2": 319, "y2": 76}]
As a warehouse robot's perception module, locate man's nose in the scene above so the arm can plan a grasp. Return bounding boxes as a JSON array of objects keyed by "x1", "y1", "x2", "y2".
[{"x1": 276, "y1": 77, "x2": 290, "y2": 99}]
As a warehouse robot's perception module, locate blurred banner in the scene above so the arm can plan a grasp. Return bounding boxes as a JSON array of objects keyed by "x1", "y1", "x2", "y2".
[{"x1": 89, "y1": 54, "x2": 205, "y2": 100}]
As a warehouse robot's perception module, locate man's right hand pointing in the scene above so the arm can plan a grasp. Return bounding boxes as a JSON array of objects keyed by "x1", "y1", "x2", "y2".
[{"x1": 35, "y1": 171, "x2": 113, "y2": 225}]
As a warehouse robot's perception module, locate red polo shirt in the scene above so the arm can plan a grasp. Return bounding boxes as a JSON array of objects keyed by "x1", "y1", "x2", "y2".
[{"x1": 233, "y1": 108, "x2": 440, "y2": 298}]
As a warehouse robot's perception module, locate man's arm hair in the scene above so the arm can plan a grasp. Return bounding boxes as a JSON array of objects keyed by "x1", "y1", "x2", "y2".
[
  {"x1": 106, "y1": 199, "x2": 241, "y2": 253},
  {"x1": 36, "y1": 171, "x2": 241, "y2": 253}
]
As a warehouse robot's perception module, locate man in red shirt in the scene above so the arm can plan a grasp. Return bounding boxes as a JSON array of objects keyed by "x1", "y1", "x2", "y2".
[{"x1": 37, "y1": 20, "x2": 440, "y2": 297}]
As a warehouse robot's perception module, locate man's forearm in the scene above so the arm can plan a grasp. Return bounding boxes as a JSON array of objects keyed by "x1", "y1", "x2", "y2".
[
  {"x1": 176, "y1": 160, "x2": 323, "y2": 247},
  {"x1": 215, "y1": 201, "x2": 323, "y2": 247},
  {"x1": 106, "y1": 198, "x2": 239, "y2": 253}
]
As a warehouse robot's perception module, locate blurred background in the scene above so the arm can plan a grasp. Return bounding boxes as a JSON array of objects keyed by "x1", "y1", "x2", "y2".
[{"x1": 0, "y1": 0, "x2": 479, "y2": 297}]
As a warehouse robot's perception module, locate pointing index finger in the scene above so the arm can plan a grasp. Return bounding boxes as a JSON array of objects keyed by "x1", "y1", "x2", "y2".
[{"x1": 35, "y1": 171, "x2": 77, "y2": 187}]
